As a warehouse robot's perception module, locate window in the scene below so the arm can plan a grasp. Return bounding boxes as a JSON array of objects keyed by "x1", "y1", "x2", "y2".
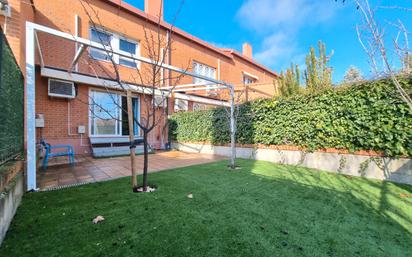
[
  {"x1": 90, "y1": 90, "x2": 140, "y2": 136},
  {"x1": 89, "y1": 28, "x2": 139, "y2": 68},
  {"x1": 193, "y1": 61, "x2": 216, "y2": 86},
  {"x1": 90, "y1": 29, "x2": 112, "y2": 61},
  {"x1": 153, "y1": 95, "x2": 166, "y2": 109},
  {"x1": 243, "y1": 75, "x2": 256, "y2": 85},
  {"x1": 174, "y1": 99, "x2": 188, "y2": 112},
  {"x1": 119, "y1": 38, "x2": 138, "y2": 67},
  {"x1": 90, "y1": 91, "x2": 121, "y2": 136},
  {"x1": 242, "y1": 71, "x2": 258, "y2": 85},
  {"x1": 193, "y1": 103, "x2": 207, "y2": 111}
]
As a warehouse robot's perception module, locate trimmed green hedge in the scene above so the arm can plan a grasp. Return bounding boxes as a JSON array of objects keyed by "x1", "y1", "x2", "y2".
[
  {"x1": 169, "y1": 78, "x2": 412, "y2": 157},
  {"x1": 0, "y1": 31, "x2": 24, "y2": 165}
]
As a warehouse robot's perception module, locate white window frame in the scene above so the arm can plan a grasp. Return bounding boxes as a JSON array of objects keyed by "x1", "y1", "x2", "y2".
[
  {"x1": 192, "y1": 61, "x2": 216, "y2": 90},
  {"x1": 89, "y1": 89, "x2": 122, "y2": 137},
  {"x1": 89, "y1": 27, "x2": 140, "y2": 69},
  {"x1": 88, "y1": 89, "x2": 141, "y2": 138},
  {"x1": 242, "y1": 71, "x2": 259, "y2": 84},
  {"x1": 118, "y1": 36, "x2": 140, "y2": 68},
  {"x1": 174, "y1": 99, "x2": 189, "y2": 112},
  {"x1": 243, "y1": 76, "x2": 255, "y2": 85},
  {"x1": 89, "y1": 28, "x2": 114, "y2": 62},
  {"x1": 193, "y1": 102, "x2": 207, "y2": 111},
  {"x1": 153, "y1": 94, "x2": 167, "y2": 109}
]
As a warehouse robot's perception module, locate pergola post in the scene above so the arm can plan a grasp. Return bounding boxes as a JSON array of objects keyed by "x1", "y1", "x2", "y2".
[
  {"x1": 25, "y1": 22, "x2": 37, "y2": 191},
  {"x1": 229, "y1": 85, "x2": 236, "y2": 168}
]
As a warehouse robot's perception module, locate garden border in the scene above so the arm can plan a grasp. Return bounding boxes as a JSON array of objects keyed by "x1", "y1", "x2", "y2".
[
  {"x1": 173, "y1": 142, "x2": 412, "y2": 185},
  {"x1": 0, "y1": 161, "x2": 24, "y2": 246}
]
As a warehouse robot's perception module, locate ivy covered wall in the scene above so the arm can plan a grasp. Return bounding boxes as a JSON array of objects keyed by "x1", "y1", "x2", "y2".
[{"x1": 169, "y1": 78, "x2": 412, "y2": 157}]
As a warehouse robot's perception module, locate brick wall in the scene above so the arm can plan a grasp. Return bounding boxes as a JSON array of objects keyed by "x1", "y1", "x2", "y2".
[
  {"x1": 10, "y1": 0, "x2": 278, "y2": 155},
  {"x1": 35, "y1": 74, "x2": 168, "y2": 153},
  {"x1": 32, "y1": 0, "x2": 277, "y2": 87},
  {"x1": 0, "y1": 0, "x2": 35, "y2": 73},
  {"x1": 35, "y1": 75, "x2": 92, "y2": 154}
]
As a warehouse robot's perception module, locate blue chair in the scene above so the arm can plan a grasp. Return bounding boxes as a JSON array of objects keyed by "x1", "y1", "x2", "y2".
[{"x1": 40, "y1": 139, "x2": 75, "y2": 170}]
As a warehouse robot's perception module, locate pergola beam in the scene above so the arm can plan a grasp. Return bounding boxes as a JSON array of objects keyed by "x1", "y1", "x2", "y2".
[
  {"x1": 34, "y1": 31, "x2": 44, "y2": 68},
  {"x1": 173, "y1": 86, "x2": 227, "y2": 92},
  {"x1": 162, "y1": 82, "x2": 215, "y2": 90},
  {"x1": 69, "y1": 44, "x2": 87, "y2": 72}
]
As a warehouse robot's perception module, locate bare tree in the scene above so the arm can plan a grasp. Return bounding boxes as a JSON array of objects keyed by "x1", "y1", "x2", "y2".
[
  {"x1": 78, "y1": 0, "x2": 187, "y2": 192},
  {"x1": 343, "y1": 0, "x2": 412, "y2": 109}
]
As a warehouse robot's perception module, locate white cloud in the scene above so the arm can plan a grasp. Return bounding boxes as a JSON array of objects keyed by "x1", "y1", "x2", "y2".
[
  {"x1": 254, "y1": 32, "x2": 307, "y2": 70},
  {"x1": 237, "y1": 0, "x2": 339, "y2": 71},
  {"x1": 254, "y1": 32, "x2": 295, "y2": 67},
  {"x1": 237, "y1": 0, "x2": 337, "y2": 32}
]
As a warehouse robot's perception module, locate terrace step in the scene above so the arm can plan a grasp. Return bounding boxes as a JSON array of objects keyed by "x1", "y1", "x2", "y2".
[{"x1": 89, "y1": 137, "x2": 153, "y2": 158}]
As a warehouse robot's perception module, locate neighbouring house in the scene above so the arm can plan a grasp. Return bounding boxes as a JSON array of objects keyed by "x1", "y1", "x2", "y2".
[{"x1": 0, "y1": 0, "x2": 278, "y2": 190}]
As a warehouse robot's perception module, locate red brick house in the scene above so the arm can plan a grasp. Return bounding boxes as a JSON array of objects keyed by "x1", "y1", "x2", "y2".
[{"x1": 0, "y1": 0, "x2": 278, "y2": 189}]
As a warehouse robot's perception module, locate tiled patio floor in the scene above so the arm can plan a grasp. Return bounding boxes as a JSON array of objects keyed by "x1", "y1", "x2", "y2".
[{"x1": 37, "y1": 151, "x2": 226, "y2": 190}]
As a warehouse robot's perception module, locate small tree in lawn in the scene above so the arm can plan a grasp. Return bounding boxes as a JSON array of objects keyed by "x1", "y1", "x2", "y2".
[
  {"x1": 343, "y1": 65, "x2": 364, "y2": 84},
  {"x1": 79, "y1": 0, "x2": 186, "y2": 191}
]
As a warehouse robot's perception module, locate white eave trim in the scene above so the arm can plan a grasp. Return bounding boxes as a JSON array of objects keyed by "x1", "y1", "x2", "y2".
[
  {"x1": 40, "y1": 67, "x2": 229, "y2": 107},
  {"x1": 242, "y1": 71, "x2": 259, "y2": 80}
]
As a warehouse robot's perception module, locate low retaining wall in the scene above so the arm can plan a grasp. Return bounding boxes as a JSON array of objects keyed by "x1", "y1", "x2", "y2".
[
  {"x1": 173, "y1": 142, "x2": 412, "y2": 185},
  {"x1": 0, "y1": 161, "x2": 24, "y2": 246}
]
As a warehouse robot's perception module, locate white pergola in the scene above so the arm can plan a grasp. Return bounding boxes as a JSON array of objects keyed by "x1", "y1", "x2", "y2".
[{"x1": 25, "y1": 21, "x2": 236, "y2": 191}]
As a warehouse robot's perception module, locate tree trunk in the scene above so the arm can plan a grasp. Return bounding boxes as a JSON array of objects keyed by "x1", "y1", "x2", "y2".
[
  {"x1": 142, "y1": 131, "x2": 149, "y2": 191},
  {"x1": 126, "y1": 90, "x2": 138, "y2": 190}
]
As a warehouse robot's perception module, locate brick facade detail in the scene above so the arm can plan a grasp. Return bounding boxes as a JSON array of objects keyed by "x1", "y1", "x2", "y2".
[{"x1": 1, "y1": 0, "x2": 278, "y2": 155}]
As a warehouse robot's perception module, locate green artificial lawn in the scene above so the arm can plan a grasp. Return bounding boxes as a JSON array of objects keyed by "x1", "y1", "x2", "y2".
[{"x1": 1, "y1": 159, "x2": 411, "y2": 257}]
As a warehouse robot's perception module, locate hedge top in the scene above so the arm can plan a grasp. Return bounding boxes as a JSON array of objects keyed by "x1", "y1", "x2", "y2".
[{"x1": 170, "y1": 77, "x2": 412, "y2": 157}]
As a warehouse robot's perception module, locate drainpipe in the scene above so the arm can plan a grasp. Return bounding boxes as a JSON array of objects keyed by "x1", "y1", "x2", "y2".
[{"x1": 74, "y1": 14, "x2": 80, "y2": 72}]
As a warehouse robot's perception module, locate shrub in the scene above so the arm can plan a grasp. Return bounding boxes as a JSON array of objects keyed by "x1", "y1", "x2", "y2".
[{"x1": 169, "y1": 78, "x2": 412, "y2": 157}]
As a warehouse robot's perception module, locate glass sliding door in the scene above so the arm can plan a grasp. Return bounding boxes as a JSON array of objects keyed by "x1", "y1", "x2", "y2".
[
  {"x1": 121, "y1": 96, "x2": 140, "y2": 137},
  {"x1": 90, "y1": 90, "x2": 140, "y2": 137},
  {"x1": 133, "y1": 98, "x2": 140, "y2": 136}
]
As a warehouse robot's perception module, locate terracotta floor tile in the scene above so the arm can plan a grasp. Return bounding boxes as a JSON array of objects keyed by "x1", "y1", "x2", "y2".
[
  {"x1": 58, "y1": 178, "x2": 78, "y2": 185},
  {"x1": 38, "y1": 151, "x2": 225, "y2": 189},
  {"x1": 92, "y1": 174, "x2": 110, "y2": 180},
  {"x1": 77, "y1": 177, "x2": 95, "y2": 183},
  {"x1": 43, "y1": 181, "x2": 59, "y2": 188}
]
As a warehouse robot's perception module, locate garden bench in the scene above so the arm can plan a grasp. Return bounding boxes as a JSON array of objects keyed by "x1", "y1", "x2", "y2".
[{"x1": 40, "y1": 139, "x2": 75, "y2": 170}]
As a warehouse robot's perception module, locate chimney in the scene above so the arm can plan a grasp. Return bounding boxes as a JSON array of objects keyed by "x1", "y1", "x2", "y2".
[
  {"x1": 144, "y1": 0, "x2": 164, "y2": 20},
  {"x1": 242, "y1": 43, "x2": 253, "y2": 59}
]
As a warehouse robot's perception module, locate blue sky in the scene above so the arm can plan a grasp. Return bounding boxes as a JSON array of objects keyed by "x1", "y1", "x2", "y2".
[{"x1": 124, "y1": 0, "x2": 412, "y2": 83}]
